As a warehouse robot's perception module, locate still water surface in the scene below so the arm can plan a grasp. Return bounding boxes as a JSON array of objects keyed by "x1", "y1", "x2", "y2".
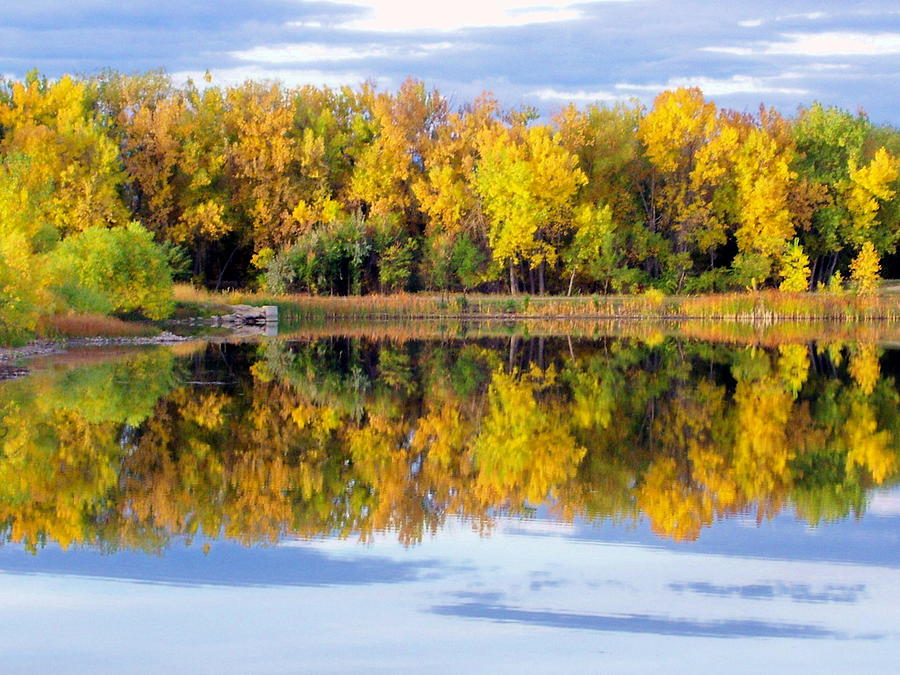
[{"x1": 1, "y1": 331, "x2": 898, "y2": 672}]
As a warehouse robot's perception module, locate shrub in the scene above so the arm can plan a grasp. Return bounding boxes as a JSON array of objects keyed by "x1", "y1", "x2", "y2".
[
  {"x1": 827, "y1": 270, "x2": 845, "y2": 294},
  {"x1": 0, "y1": 239, "x2": 41, "y2": 344},
  {"x1": 683, "y1": 269, "x2": 729, "y2": 294},
  {"x1": 731, "y1": 253, "x2": 772, "y2": 290},
  {"x1": 643, "y1": 287, "x2": 666, "y2": 309},
  {"x1": 48, "y1": 222, "x2": 174, "y2": 319},
  {"x1": 264, "y1": 250, "x2": 297, "y2": 295},
  {"x1": 779, "y1": 240, "x2": 811, "y2": 292},
  {"x1": 379, "y1": 239, "x2": 417, "y2": 293},
  {"x1": 161, "y1": 241, "x2": 193, "y2": 282}
]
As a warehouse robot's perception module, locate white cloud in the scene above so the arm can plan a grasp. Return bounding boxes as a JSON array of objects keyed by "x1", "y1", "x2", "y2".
[
  {"x1": 231, "y1": 41, "x2": 459, "y2": 65},
  {"x1": 323, "y1": 0, "x2": 615, "y2": 32},
  {"x1": 703, "y1": 46, "x2": 755, "y2": 56},
  {"x1": 781, "y1": 12, "x2": 828, "y2": 21},
  {"x1": 776, "y1": 63, "x2": 853, "y2": 78},
  {"x1": 739, "y1": 12, "x2": 827, "y2": 29},
  {"x1": 232, "y1": 44, "x2": 390, "y2": 63},
  {"x1": 766, "y1": 32, "x2": 900, "y2": 56},
  {"x1": 531, "y1": 87, "x2": 628, "y2": 102},
  {"x1": 707, "y1": 32, "x2": 900, "y2": 58},
  {"x1": 615, "y1": 75, "x2": 809, "y2": 97}
]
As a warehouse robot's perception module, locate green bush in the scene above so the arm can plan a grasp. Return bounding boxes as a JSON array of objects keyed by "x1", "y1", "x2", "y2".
[
  {"x1": 730, "y1": 253, "x2": 772, "y2": 290},
  {"x1": 264, "y1": 250, "x2": 297, "y2": 295},
  {"x1": 48, "y1": 223, "x2": 174, "y2": 319},
  {"x1": 379, "y1": 239, "x2": 417, "y2": 293},
  {"x1": 683, "y1": 269, "x2": 730, "y2": 294},
  {"x1": 0, "y1": 244, "x2": 40, "y2": 344}
]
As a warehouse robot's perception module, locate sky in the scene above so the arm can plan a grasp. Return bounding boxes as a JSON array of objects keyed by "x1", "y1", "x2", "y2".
[{"x1": 2, "y1": 0, "x2": 900, "y2": 123}]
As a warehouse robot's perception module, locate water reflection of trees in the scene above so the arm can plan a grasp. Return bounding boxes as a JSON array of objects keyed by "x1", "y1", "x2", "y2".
[{"x1": 1, "y1": 337, "x2": 897, "y2": 552}]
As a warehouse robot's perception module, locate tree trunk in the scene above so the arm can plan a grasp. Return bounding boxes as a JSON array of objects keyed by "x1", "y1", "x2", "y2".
[
  {"x1": 509, "y1": 261, "x2": 517, "y2": 294},
  {"x1": 193, "y1": 243, "x2": 203, "y2": 278},
  {"x1": 528, "y1": 266, "x2": 536, "y2": 295},
  {"x1": 538, "y1": 260, "x2": 546, "y2": 295},
  {"x1": 828, "y1": 253, "x2": 839, "y2": 281},
  {"x1": 216, "y1": 245, "x2": 241, "y2": 291},
  {"x1": 567, "y1": 266, "x2": 577, "y2": 296}
]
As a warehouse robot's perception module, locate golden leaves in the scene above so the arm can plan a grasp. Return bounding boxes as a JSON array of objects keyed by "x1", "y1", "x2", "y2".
[
  {"x1": 846, "y1": 148, "x2": 899, "y2": 243},
  {"x1": 474, "y1": 124, "x2": 585, "y2": 270}
]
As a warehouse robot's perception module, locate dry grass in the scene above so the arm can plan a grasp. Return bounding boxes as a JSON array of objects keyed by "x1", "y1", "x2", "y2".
[
  {"x1": 173, "y1": 284, "x2": 900, "y2": 323},
  {"x1": 275, "y1": 291, "x2": 900, "y2": 322},
  {"x1": 39, "y1": 313, "x2": 158, "y2": 338},
  {"x1": 172, "y1": 284, "x2": 235, "y2": 318}
]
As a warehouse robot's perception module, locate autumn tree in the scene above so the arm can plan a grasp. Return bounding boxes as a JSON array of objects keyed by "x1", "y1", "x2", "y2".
[
  {"x1": 225, "y1": 81, "x2": 298, "y2": 249},
  {"x1": 413, "y1": 93, "x2": 499, "y2": 289},
  {"x1": 349, "y1": 78, "x2": 447, "y2": 222},
  {"x1": 0, "y1": 72, "x2": 127, "y2": 235},
  {"x1": 474, "y1": 123, "x2": 586, "y2": 293}
]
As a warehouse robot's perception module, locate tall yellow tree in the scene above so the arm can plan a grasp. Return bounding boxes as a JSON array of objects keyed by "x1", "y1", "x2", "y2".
[
  {"x1": 225, "y1": 81, "x2": 298, "y2": 248},
  {"x1": 637, "y1": 88, "x2": 735, "y2": 285},
  {"x1": 845, "y1": 147, "x2": 899, "y2": 249},
  {"x1": 0, "y1": 73, "x2": 127, "y2": 235},
  {"x1": 733, "y1": 113, "x2": 797, "y2": 263},
  {"x1": 474, "y1": 123, "x2": 585, "y2": 293},
  {"x1": 350, "y1": 78, "x2": 447, "y2": 222}
]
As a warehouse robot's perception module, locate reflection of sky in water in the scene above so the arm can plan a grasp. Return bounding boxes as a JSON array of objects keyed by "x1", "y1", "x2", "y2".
[{"x1": 1, "y1": 488, "x2": 898, "y2": 673}]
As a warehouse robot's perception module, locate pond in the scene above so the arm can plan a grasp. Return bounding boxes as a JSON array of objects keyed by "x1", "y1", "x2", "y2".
[{"x1": 1, "y1": 328, "x2": 898, "y2": 672}]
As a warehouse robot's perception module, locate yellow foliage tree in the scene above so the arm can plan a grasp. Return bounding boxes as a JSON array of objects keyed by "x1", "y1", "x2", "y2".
[
  {"x1": 350, "y1": 79, "x2": 447, "y2": 219},
  {"x1": 846, "y1": 147, "x2": 899, "y2": 247},
  {"x1": 849, "y1": 241, "x2": 881, "y2": 294},
  {"x1": 778, "y1": 239, "x2": 811, "y2": 292},
  {"x1": 225, "y1": 82, "x2": 298, "y2": 248},
  {"x1": 474, "y1": 124, "x2": 586, "y2": 293},
  {"x1": 0, "y1": 74, "x2": 127, "y2": 235},
  {"x1": 734, "y1": 120, "x2": 797, "y2": 260}
]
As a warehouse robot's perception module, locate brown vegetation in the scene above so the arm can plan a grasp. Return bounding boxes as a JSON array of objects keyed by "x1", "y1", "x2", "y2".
[{"x1": 39, "y1": 313, "x2": 158, "y2": 338}]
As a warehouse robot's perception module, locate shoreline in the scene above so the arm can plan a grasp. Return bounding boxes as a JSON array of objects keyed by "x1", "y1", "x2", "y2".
[{"x1": 0, "y1": 331, "x2": 190, "y2": 379}]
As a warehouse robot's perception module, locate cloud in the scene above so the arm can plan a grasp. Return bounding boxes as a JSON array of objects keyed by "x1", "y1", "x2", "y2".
[
  {"x1": 232, "y1": 44, "x2": 390, "y2": 64},
  {"x1": 330, "y1": 0, "x2": 615, "y2": 32},
  {"x1": 615, "y1": 75, "x2": 810, "y2": 97},
  {"x1": 531, "y1": 87, "x2": 626, "y2": 102},
  {"x1": 706, "y1": 31, "x2": 900, "y2": 58},
  {"x1": 766, "y1": 31, "x2": 900, "y2": 56},
  {"x1": 232, "y1": 41, "x2": 458, "y2": 65}
]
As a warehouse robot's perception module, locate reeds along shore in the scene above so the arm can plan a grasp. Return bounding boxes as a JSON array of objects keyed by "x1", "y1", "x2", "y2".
[{"x1": 174, "y1": 285, "x2": 900, "y2": 323}]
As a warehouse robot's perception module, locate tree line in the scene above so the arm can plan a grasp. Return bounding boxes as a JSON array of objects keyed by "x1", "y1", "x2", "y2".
[{"x1": 1, "y1": 69, "x2": 899, "y2": 318}]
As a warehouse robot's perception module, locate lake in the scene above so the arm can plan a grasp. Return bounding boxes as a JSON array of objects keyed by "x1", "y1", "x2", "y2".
[{"x1": 1, "y1": 327, "x2": 898, "y2": 672}]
